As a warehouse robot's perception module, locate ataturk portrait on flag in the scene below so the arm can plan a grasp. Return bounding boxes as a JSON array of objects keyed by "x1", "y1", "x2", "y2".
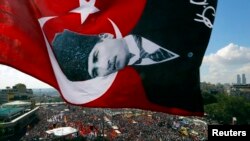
[
  {"x1": 0, "y1": 0, "x2": 217, "y2": 115},
  {"x1": 52, "y1": 30, "x2": 179, "y2": 81}
]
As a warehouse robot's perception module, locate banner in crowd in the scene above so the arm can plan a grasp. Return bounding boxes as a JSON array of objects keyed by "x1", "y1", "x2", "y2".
[{"x1": 0, "y1": 0, "x2": 217, "y2": 116}]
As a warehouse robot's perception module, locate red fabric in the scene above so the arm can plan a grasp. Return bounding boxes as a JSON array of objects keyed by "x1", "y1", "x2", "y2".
[
  {"x1": 0, "y1": 0, "x2": 203, "y2": 116},
  {"x1": 84, "y1": 67, "x2": 203, "y2": 116},
  {"x1": 0, "y1": 0, "x2": 57, "y2": 87},
  {"x1": 33, "y1": 0, "x2": 146, "y2": 42}
]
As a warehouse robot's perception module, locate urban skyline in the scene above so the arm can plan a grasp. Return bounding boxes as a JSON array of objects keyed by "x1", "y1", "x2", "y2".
[{"x1": 236, "y1": 73, "x2": 247, "y2": 85}]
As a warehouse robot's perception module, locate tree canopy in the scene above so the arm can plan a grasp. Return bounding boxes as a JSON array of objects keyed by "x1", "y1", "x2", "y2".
[{"x1": 204, "y1": 93, "x2": 250, "y2": 124}]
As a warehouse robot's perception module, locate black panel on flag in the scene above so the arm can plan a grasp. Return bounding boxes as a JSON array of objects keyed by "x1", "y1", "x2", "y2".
[{"x1": 131, "y1": 0, "x2": 217, "y2": 110}]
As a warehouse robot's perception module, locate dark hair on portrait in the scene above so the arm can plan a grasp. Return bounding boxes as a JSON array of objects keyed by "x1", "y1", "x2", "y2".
[{"x1": 52, "y1": 29, "x2": 101, "y2": 81}]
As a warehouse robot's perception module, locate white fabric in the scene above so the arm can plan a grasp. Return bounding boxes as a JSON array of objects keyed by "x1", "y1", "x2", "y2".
[
  {"x1": 46, "y1": 127, "x2": 78, "y2": 137},
  {"x1": 125, "y1": 35, "x2": 179, "y2": 66}
]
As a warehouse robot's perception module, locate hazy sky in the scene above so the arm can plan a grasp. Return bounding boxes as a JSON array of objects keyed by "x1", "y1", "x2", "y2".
[{"x1": 0, "y1": 0, "x2": 249, "y2": 88}]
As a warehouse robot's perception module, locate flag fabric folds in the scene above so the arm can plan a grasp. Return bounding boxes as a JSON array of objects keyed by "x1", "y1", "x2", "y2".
[{"x1": 0, "y1": 0, "x2": 217, "y2": 116}]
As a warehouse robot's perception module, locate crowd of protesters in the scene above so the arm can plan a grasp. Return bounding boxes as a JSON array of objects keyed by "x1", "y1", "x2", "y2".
[{"x1": 20, "y1": 104, "x2": 210, "y2": 141}]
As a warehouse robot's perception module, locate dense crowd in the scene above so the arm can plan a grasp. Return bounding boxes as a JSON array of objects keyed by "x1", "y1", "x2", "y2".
[{"x1": 20, "y1": 104, "x2": 210, "y2": 141}]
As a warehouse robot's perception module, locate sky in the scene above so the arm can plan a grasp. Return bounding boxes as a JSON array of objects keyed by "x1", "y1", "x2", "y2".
[
  {"x1": 200, "y1": 0, "x2": 250, "y2": 84},
  {"x1": 0, "y1": 0, "x2": 250, "y2": 89}
]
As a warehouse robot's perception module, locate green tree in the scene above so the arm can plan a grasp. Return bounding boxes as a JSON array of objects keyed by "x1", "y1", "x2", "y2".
[
  {"x1": 0, "y1": 123, "x2": 4, "y2": 137},
  {"x1": 205, "y1": 94, "x2": 250, "y2": 124},
  {"x1": 202, "y1": 92, "x2": 217, "y2": 105}
]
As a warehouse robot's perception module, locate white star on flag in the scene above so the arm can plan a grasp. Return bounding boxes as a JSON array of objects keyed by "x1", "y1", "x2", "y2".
[{"x1": 70, "y1": 0, "x2": 99, "y2": 24}]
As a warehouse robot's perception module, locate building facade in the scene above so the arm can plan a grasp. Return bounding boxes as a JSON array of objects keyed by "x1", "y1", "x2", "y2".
[
  {"x1": 242, "y1": 74, "x2": 246, "y2": 85},
  {"x1": 230, "y1": 84, "x2": 250, "y2": 100},
  {"x1": 236, "y1": 74, "x2": 247, "y2": 85},
  {"x1": 237, "y1": 74, "x2": 241, "y2": 84},
  {"x1": 0, "y1": 84, "x2": 33, "y2": 104}
]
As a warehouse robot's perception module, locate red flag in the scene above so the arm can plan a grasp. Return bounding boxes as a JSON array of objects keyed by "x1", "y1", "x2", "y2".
[
  {"x1": 0, "y1": 0, "x2": 57, "y2": 87},
  {"x1": 0, "y1": 0, "x2": 217, "y2": 116}
]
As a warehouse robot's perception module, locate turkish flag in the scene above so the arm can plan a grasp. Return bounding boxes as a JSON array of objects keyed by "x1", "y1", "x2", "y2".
[{"x1": 0, "y1": 0, "x2": 217, "y2": 116}]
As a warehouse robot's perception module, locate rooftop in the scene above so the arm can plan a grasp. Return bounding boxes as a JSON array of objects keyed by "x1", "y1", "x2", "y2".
[
  {"x1": 1, "y1": 101, "x2": 31, "y2": 107},
  {"x1": 0, "y1": 107, "x2": 24, "y2": 119}
]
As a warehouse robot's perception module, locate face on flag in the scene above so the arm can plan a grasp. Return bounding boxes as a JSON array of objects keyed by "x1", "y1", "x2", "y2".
[
  {"x1": 0, "y1": 0, "x2": 217, "y2": 116},
  {"x1": 87, "y1": 37, "x2": 131, "y2": 78}
]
